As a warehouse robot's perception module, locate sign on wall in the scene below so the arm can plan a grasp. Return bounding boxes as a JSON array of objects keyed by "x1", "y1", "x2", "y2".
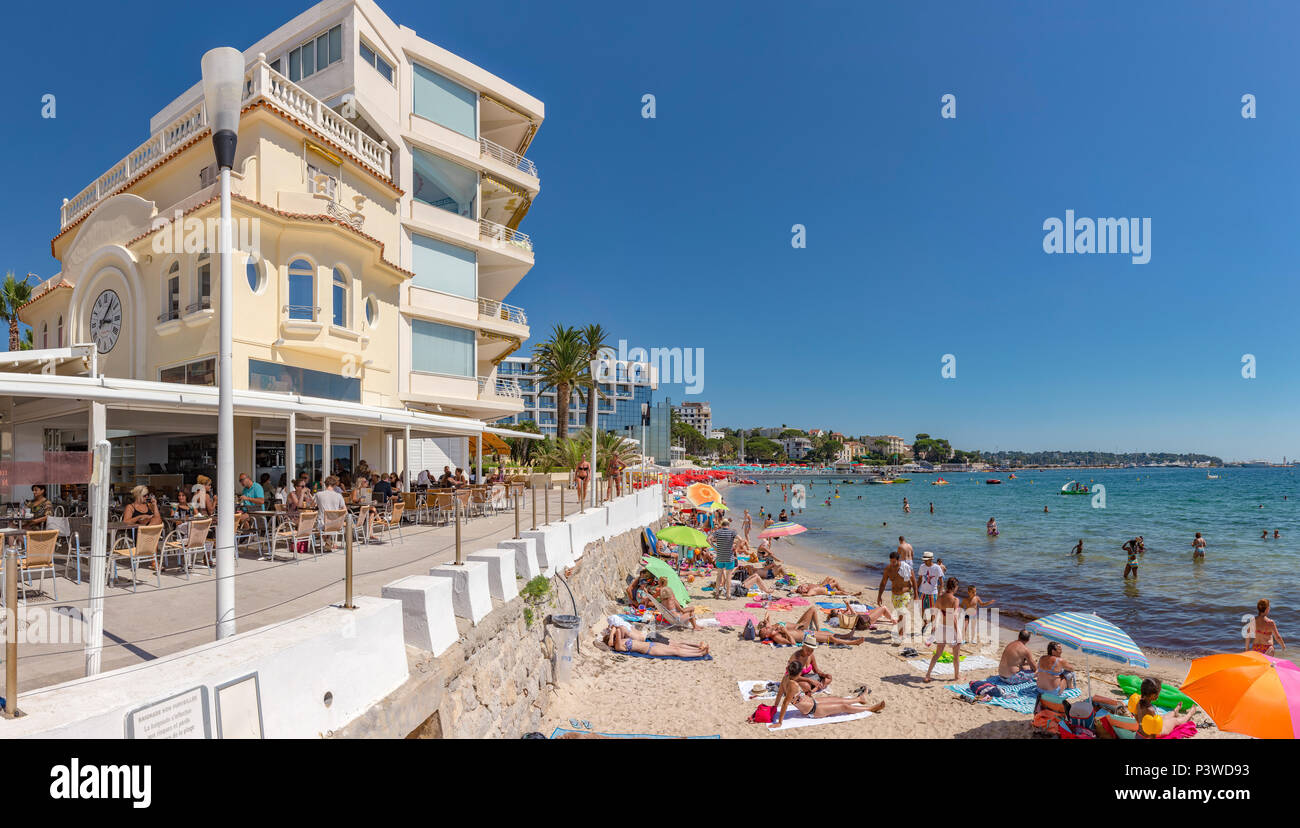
[{"x1": 124, "y1": 687, "x2": 211, "y2": 739}]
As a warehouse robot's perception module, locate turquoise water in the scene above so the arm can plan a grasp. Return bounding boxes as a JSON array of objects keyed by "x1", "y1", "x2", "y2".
[{"x1": 722, "y1": 468, "x2": 1299, "y2": 654}]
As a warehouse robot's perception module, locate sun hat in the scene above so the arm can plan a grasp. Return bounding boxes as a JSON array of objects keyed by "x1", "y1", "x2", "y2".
[
  {"x1": 922, "y1": 551, "x2": 934, "y2": 560},
  {"x1": 801, "y1": 633, "x2": 819, "y2": 648}
]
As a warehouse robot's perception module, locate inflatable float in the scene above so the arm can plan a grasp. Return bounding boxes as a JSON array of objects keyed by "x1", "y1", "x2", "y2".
[{"x1": 1116, "y1": 675, "x2": 1196, "y2": 712}]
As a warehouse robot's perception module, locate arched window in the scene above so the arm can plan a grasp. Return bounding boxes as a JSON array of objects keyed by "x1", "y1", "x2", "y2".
[
  {"x1": 40, "y1": 322, "x2": 48, "y2": 349},
  {"x1": 162, "y1": 261, "x2": 180, "y2": 321},
  {"x1": 246, "y1": 257, "x2": 266, "y2": 294},
  {"x1": 56, "y1": 315, "x2": 63, "y2": 347},
  {"x1": 288, "y1": 259, "x2": 315, "y2": 320},
  {"x1": 194, "y1": 251, "x2": 212, "y2": 312},
  {"x1": 332, "y1": 268, "x2": 348, "y2": 327}
]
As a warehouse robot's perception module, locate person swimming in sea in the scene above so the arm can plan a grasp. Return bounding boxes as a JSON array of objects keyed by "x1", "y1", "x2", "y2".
[
  {"x1": 986, "y1": 517, "x2": 998, "y2": 537},
  {"x1": 1070, "y1": 539, "x2": 1083, "y2": 556}
]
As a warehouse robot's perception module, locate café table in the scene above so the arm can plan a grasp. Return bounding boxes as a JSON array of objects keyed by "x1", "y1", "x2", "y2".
[{"x1": 247, "y1": 510, "x2": 283, "y2": 560}]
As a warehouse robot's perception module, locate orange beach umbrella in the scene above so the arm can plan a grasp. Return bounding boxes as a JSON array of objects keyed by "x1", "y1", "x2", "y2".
[{"x1": 1181, "y1": 651, "x2": 1300, "y2": 739}]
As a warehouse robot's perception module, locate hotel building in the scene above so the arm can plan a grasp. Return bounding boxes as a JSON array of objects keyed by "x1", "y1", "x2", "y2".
[
  {"x1": 672, "y1": 401, "x2": 711, "y2": 437},
  {"x1": 3, "y1": 0, "x2": 544, "y2": 496}
]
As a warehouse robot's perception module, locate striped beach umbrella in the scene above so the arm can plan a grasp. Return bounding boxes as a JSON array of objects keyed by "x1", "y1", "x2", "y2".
[
  {"x1": 1025, "y1": 611, "x2": 1148, "y2": 696},
  {"x1": 758, "y1": 521, "x2": 807, "y2": 539}
]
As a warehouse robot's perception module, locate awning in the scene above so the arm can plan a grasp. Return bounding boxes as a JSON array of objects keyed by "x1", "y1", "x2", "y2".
[
  {"x1": 484, "y1": 425, "x2": 543, "y2": 441},
  {"x1": 469, "y1": 432, "x2": 512, "y2": 455}
]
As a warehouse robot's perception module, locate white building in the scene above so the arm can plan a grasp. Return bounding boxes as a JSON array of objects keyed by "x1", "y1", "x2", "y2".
[{"x1": 673, "y1": 401, "x2": 711, "y2": 436}]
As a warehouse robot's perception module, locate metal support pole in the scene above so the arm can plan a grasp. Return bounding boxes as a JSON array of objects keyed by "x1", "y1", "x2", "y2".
[
  {"x1": 530, "y1": 484, "x2": 537, "y2": 530},
  {"x1": 454, "y1": 498, "x2": 463, "y2": 565},
  {"x1": 84, "y1": 438, "x2": 110, "y2": 677},
  {"x1": 215, "y1": 165, "x2": 236, "y2": 639},
  {"x1": 3, "y1": 545, "x2": 19, "y2": 717},
  {"x1": 344, "y1": 511, "x2": 356, "y2": 609},
  {"x1": 513, "y1": 489, "x2": 520, "y2": 539},
  {"x1": 545, "y1": 483, "x2": 550, "y2": 525},
  {"x1": 560, "y1": 485, "x2": 565, "y2": 522}
]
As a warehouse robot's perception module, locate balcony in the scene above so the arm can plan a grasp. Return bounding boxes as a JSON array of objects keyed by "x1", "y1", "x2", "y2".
[
  {"x1": 479, "y1": 137, "x2": 538, "y2": 179},
  {"x1": 477, "y1": 297, "x2": 527, "y2": 326},
  {"x1": 478, "y1": 376, "x2": 522, "y2": 400},
  {"x1": 60, "y1": 55, "x2": 392, "y2": 231},
  {"x1": 478, "y1": 219, "x2": 533, "y2": 254}
]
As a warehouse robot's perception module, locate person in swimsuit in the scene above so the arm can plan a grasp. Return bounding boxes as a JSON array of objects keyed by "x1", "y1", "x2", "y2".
[
  {"x1": 1070, "y1": 539, "x2": 1083, "y2": 556},
  {"x1": 575, "y1": 460, "x2": 591, "y2": 504},
  {"x1": 769, "y1": 659, "x2": 884, "y2": 728},
  {"x1": 923, "y1": 578, "x2": 965, "y2": 683},
  {"x1": 1035, "y1": 642, "x2": 1077, "y2": 692},
  {"x1": 122, "y1": 485, "x2": 163, "y2": 527},
  {"x1": 788, "y1": 635, "x2": 833, "y2": 691},
  {"x1": 1122, "y1": 539, "x2": 1139, "y2": 578},
  {"x1": 602, "y1": 625, "x2": 709, "y2": 658},
  {"x1": 903, "y1": 497, "x2": 910, "y2": 513},
  {"x1": 960, "y1": 585, "x2": 996, "y2": 644},
  {"x1": 1130, "y1": 677, "x2": 1197, "y2": 738},
  {"x1": 794, "y1": 576, "x2": 856, "y2": 595},
  {"x1": 986, "y1": 517, "x2": 998, "y2": 537},
  {"x1": 742, "y1": 509, "x2": 753, "y2": 543},
  {"x1": 653, "y1": 577, "x2": 699, "y2": 629},
  {"x1": 876, "y1": 551, "x2": 916, "y2": 639},
  {"x1": 1251, "y1": 598, "x2": 1286, "y2": 655},
  {"x1": 998, "y1": 630, "x2": 1036, "y2": 684},
  {"x1": 1191, "y1": 532, "x2": 1206, "y2": 560},
  {"x1": 832, "y1": 599, "x2": 898, "y2": 632}
]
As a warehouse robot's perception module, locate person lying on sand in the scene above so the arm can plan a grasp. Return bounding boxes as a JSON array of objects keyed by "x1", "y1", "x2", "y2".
[
  {"x1": 795, "y1": 576, "x2": 858, "y2": 596},
  {"x1": 832, "y1": 599, "x2": 897, "y2": 632},
  {"x1": 603, "y1": 625, "x2": 709, "y2": 658},
  {"x1": 734, "y1": 563, "x2": 774, "y2": 594},
  {"x1": 756, "y1": 618, "x2": 802, "y2": 646},
  {"x1": 654, "y1": 577, "x2": 699, "y2": 630},
  {"x1": 769, "y1": 660, "x2": 884, "y2": 728},
  {"x1": 753, "y1": 547, "x2": 787, "y2": 580}
]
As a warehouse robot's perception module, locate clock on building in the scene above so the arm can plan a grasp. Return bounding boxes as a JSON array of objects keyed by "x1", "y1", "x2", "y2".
[{"x1": 89, "y1": 289, "x2": 123, "y2": 354}]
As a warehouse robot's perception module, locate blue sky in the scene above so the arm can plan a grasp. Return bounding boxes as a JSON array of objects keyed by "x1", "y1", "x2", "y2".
[{"x1": 3, "y1": 0, "x2": 1298, "y2": 460}]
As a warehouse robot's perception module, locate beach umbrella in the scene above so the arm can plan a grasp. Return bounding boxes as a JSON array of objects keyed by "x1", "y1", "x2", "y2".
[
  {"x1": 1180, "y1": 651, "x2": 1300, "y2": 739},
  {"x1": 1025, "y1": 611, "x2": 1148, "y2": 695},
  {"x1": 641, "y1": 555, "x2": 691, "y2": 606},
  {"x1": 759, "y1": 521, "x2": 807, "y2": 539},
  {"x1": 685, "y1": 482, "x2": 723, "y2": 506},
  {"x1": 655, "y1": 525, "x2": 710, "y2": 548}
]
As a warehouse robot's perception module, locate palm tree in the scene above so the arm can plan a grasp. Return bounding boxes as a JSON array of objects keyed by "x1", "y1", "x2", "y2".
[
  {"x1": 594, "y1": 428, "x2": 638, "y2": 473},
  {"x1": 532, "y1": 325, "x2": 588, "y2": 442},
  {"x1": 1, "y1": 272, "x2": 35, "y2": 351},
  {"x1": 581, "y1": 323, "x2": 611, "y2": 444}
]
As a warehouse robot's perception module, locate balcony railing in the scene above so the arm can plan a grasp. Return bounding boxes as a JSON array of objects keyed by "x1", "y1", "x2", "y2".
[
  {"x1": 477, "y1": 297, "x2": 527, "y2": 326},
  {"x1": 478, "y1": 219, "x2": 533, "y2": 254},
  {"x1": 186, "y1": 298, "x2": 212, "y2": 314},
  {"x1": 157, "y1": 307, "x2": 180, "y2": 323},
  {"x1": 283, "y1": 305, "x2": 319, "y2": 321},
  {"x1": 479, "y1": 137, "x2": 538, "y2": 178},
  {"x1": 60, "y1": 55, "x2": 392, "y2": 231},
  {"x1": 478, "y1": 376, "x2": 523, "y2": 399}
]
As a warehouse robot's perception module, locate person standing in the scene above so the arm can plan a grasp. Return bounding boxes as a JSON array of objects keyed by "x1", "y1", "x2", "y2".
[
  {"x1": 711, "y1": 518, "x2": 737, "y2": 600},
  {"x1": 1191, "y1": 532, "x2": 1206, "y2": 560},
  {"x1": 903, "y1": 497, "x2": 910, "y2": 513},
  {"x1": 1250, "y1": 599, "x2": 1286, "y2": 655},
  {"x1": 923, "y1": 578, "x2": 964, "y2": 683},
  {"x1": 1122, "y1": 538, "x2": 1139, "y2": 578},
  {"x1": 742, "y1": 509, "x2": 753, "y2": 543},
  {"x1": 575, "y1": 459, "x2": 591, "y2": 504},
  {"x1": 876, "y1": 551, "x2": 916, "y2": 640},
  {"x1": 896, "y1": 535, "x2": 913, "y2": 566},
  {"x1": 917, "y1": 551, "x2": 944, "y2": 636}
]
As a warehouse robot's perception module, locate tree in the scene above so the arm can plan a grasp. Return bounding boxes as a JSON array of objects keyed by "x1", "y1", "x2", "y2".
[
  {"x1": 1, "y1": 272, "x2": 35, "y2": 351},
  {"x1": 501, "y1": 420, "x2": 541, "y2": 465},
  {"x1": 745, "y1": 436, "x2": 784, "y2": 462},
  {"x1": 532, "y1": 325, "x2": 588, "y2": 442},
  {"x1": 580, "y1": 323, "x2": 611, "y2": 445},
  {"x1": 671, "y1": 420, "x2": 708, "y2": 455}
]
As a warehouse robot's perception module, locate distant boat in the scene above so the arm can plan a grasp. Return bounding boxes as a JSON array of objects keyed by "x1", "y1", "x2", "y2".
[
  {"x1": 1059, "y1": 480, "x2": 1090, "y2": 495},
  {"x1": 1206, "y1": 473, "x2": 1219, "y2": 480},
  {"x1": 932, "y1": 478, "x2": 950, "y2": 486},
  {"x1": 985, "y1": 478, "x2": 1003, "y2": 485}
]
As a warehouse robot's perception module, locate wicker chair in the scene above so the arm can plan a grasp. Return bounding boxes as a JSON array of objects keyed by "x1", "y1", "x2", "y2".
[
  {"x1": 271, "y1": 511, "x2": 319, "y2": 563},
  {"x1": 163, "y1": 518, "x2": 213, "y2": 578},
  {"x1": 318, "y1": 509, "x2": 347, "y2": 552},
  {"x1": 18, "y1": 529, "x2": 61, "y2": 600},
  {"x1": 371, "y1": 503, "x2": 405, "y2": 544},
  {"x1": 111, "y1": 524, "x2": 165, "y2": 592}
]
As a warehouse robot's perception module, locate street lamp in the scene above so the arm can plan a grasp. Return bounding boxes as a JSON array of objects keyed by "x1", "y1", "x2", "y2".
[
  {"x1": 202, "y1": 46, "x2": 242, "y2": 640},
  {"x1": 640, "y1": 401, "x2": 649, "y2": 473}
]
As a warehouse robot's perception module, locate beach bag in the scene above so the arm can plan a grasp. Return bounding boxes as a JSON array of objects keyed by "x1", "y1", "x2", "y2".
[
  {"x1": 968, "y1": 680, "x2": 1002, "y2": 698},
  {"x1": 748, "y1": 704, "x2": 775, "y2": 724},
  {"x1": 742, "y1": 619, "x2": 757, "y2": 640}
]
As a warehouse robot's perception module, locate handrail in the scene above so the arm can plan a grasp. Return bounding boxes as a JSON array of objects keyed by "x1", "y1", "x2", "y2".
[
  {"x1": 282, "y1": 304, "x2": 320, "y2": 321},
  {"x1": 60, "y1": 55, "x2": 391, "y2": 231},
  {"x1": 477, "y1": 376, "x2": 522, "y2": 399},
  {"x1": 477, "y1": 297, "x2": 528, "y2": 326},
  {"x1": 478, "y1": 219, "x2": 533, "y2": 253},
  {"x1": 479, "y1": 137, "x2": 538, "y2": 178}
]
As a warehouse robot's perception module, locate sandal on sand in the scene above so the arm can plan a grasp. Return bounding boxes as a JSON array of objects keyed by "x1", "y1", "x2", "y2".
[{"x1": 851, "y1": 685, "x2": 868, "y2": 696}]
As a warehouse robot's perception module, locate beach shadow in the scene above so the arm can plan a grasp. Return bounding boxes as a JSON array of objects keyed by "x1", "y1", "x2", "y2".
[
  {"x1": 879, "y1": 672, "x2": 922, "y2": 687},
  {"x1": 954, "y1": 720, "x2": 1032, "y2": 739}
]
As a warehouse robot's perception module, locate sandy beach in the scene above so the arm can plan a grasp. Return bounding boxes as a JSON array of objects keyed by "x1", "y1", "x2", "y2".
[{"x1": 544, "y1": 528, "x2": 1245, "y2": 739}]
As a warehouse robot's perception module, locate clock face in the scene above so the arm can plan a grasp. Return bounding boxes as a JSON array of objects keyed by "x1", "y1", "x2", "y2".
[{"x1": 89, "y1": 289, "x2": 123, "y2": 354}]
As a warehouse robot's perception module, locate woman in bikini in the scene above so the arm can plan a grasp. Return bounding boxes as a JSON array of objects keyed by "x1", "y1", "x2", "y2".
[
  {"x1": 603, "y1": 625, "x2": 708, "y2": 658},
  {"x1": 769, "y1": 660, "x2": 884, "y2": 728},
  {"x1": 1251, "y1": 598, "x2": 1286, "y2": 655},
  {"x1": 653, "y1": 577, "x2": 699, "y2": 629},
  {"x1": 1130, "y1": 677, "x2": 1198, "y2": 738},
  {"x1": 832, "y1": 599, "x2": 897, "y2": 632},
  {"x1": 794, "y1": 576, "x2": 857, "y2": 596},
  {"x1": 1036, "y1": 641, "x2": 1077, "y2": 692}
]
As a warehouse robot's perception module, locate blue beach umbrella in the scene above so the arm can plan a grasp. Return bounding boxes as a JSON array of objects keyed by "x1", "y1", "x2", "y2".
[{"x1": 1025, "y1": 611, "x2": 1149, "y2": 695}]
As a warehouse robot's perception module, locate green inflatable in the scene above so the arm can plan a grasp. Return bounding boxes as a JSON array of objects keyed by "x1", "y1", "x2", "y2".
[{"x1": 1116, "y1": 675, "x2": 1195, "y2": 712}]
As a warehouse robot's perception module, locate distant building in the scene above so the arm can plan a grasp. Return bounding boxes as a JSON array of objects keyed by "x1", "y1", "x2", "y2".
[
  {"x1": 673, "y1": 401, "x2": 712, "y2": 436},
  {"x1": 708, "y1": 429, "x2": 725, "y2": 440},
  {"x1": 839, "y1": 440, "x2": 867, "y2": 462},
  {"x1": 780, "y1": 436, "x2": 813, "y2": 460}
]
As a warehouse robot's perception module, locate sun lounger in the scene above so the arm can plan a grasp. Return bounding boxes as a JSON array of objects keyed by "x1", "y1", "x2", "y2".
[{"x1": 647, "y1": 594, "x2": 696, "y2": 630}]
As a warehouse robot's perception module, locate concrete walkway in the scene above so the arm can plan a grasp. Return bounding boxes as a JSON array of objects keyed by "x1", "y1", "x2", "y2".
[{"x1": 2, "y1": 488, "x2": 617, "y2": 693}]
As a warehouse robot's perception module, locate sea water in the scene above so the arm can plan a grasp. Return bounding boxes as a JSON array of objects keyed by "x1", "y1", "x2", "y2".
[{"x1": 722, "y1": 467, "x2": 1298, "y2": 655}]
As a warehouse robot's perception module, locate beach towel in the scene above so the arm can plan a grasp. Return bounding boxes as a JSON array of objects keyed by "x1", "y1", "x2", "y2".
[
  {"x1": 550, "y1": 727, "x2": 719, "y2": 739},
  {"x1": 906, "y1": 654, "x2": 998, "y2": 679},
  {"x1": 766, "y1": 708, "x2": 874, "y2": 732},
  {"x1": 1156, "y1": 720, "x2": 1198, "y2": 740},
  {"x1": 771, "y1": 597, "x2": 810, "y2": 608},
  {"x1": 696, "y1": 617, "x2": 721, "y2": 627},
  {"x1": 945, "y1": 680, "x2": 1080, "y2": 715},
  {"x1": 738, "y1": 679, "x2": 780, "y2": 701},
  {"x1": 714, "y1": 610, "x2": 757, "y2": 628},
  {"x1": 619, "y1": 650, "x2": 713, "y2": 661}
]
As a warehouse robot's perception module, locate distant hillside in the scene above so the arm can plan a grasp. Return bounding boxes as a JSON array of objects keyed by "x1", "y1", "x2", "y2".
[{"x1": 980, "y1": 451, "x2": 1222, "y2": 467}]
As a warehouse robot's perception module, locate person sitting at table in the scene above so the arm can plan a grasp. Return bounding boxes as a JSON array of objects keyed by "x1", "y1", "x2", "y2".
[
  {"x1": 417, "y1": 468, "x2": 432, "y2": 487},
  {"x1": 372, "y1": 473, "x2": 394, "y2": 505},
  {"x1": 173, "y1": 490, "x2": 192, "y2": 520},
  {"x1": 122, "y1": 485, "x2": 163, "y2": 527},
  {"x1": 286, "y1": 478, "x2": 314, "y2": 520},
  {"x1": 453, "y1": 468, "x2": 470, "y2": 488},
  {"x1": 239, "y1": 473, "x2": 265, "y2": 511},
  {"x1": 315, "y1": 476, "x2": 346, "y2": 513},
  {"x1": 25, "y1": 483, "x2": 53, "y2": 529},
  {"x1": 191, "y1": 475, "x2": 213, "y2": 517},
  {"x1": 437, "y1": 466, "x2": 454, "y2": 487}
]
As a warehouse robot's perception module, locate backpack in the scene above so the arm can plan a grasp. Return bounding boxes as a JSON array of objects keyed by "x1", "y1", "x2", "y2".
[
  {"x1": 748, "y1": 703, "x2": 775, "y2": 724},
  {"x1": 742, "y1": 619, "x2": 757, "y2": 640}
]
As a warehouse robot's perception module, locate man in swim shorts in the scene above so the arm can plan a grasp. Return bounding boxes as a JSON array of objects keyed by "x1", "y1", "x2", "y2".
[
  {"x1": 711, "y1": 518, "x2": 737, "y2": 599},
  {"x1": 998, "y1": 630, "x2": 1036, "y2": 684},
  {"x1": 876, "y1": 551, "x2": 916, "y2": 640}
]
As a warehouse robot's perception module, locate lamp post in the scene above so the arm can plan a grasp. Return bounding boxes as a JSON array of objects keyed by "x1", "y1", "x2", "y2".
[
  {"x1": 588, "y1": 358, "x2": 607, "y2": 511},
  {"x1": 203, "y1": 47, "x2": 243, "y2": 640},
  {"x1": 640, "y1": 401, "x2": 649, "y2": 479}
]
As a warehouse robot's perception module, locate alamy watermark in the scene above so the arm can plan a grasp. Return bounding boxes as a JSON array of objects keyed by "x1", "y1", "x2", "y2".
[
  {"x1": 150, "y1": 210, "x2": 262, "y2": 259},
  {"x1": 595, "y1": 339, "x2": 704, "y2": 394},
  {"x1": 1043, "y1": 210, "x2": 1150, "y2": 264}
]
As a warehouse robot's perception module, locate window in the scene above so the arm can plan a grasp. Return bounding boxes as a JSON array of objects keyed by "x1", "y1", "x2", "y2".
[
  {"x1": 411, "y1": 234, "x2": 476, "y2": 298},
  {"x1": 411, "y1": 147, "x2": 476, "y2": 217},
  {"x1": 364, "y1": 295, "x2": 379, "y2": 328},
  {"x1": 412, "y1": 63, "x2": 477, "y2": 139},
  {"x1": 249, "y1": 359, "x2": 360, "y2": 402},
  {"x1": 359, "y1": 41, "x2": 394, "y2": 83},
  {"x1": 411, "y1": 319, "x2": 474, "y2": 377},
  {"x1": 160, "y1": 357, "x2": 216, "y2": 386},
  {"x1": 194, "y1": 251, "x2": 211, "y2": 312},
  {"x1": 40, "y1": 322, "x2": 48, "y2": 349},
  {"x1": 332, "y1": 268, "x2": 348, "y2": 327},
  {"x1": 288, "y1": 24, "x2": 342, "y2": 82},
  {"x1": 246, "y1": 258, "x2": 265, "y2": 293},
  {"x1": 162, "y1": 261, "x2": 180, "y2": 321},
  {"x1": 270, "y1": 58, "x2": 281, "y2": 74},
  {"x1": 56, "y1": 315, "x2": 63, "y2": 347},
  {"x1": 307, "y1": 162, "x2": 337, "y2": 198}
]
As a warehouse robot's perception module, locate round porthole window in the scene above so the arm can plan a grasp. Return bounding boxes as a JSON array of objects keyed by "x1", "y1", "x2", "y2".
[
  {"x1": 246, "y1": 258, "x2": 267, "y2": 294},
  {"x1": 364, "y1": 295, "x2": 379, "y2": 328}
]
